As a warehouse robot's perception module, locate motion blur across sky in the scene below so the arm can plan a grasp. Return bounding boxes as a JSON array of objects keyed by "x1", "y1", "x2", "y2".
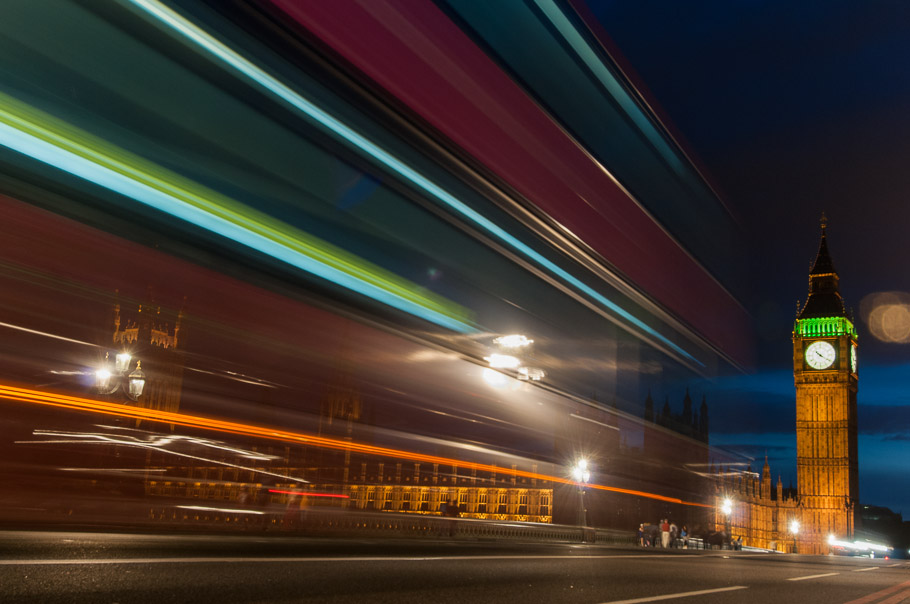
[{"x1": 589, "y1": 0, "x2": 910, "y2": 512}]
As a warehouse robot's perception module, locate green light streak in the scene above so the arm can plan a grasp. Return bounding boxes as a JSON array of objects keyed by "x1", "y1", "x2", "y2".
[{"x1": 0, "y1": 91, "x2": 474, "y2": 332}]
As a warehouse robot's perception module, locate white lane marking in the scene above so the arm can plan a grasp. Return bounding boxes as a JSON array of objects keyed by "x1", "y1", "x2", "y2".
[
  {"x1": 852, "y1": 567, "x2": 879, "y2": 572},
  {"x1": 0, "y1": 554, "x2": 693, "y2": 566},
  {"x1": 887, "y1": 563, "x2": 902, "y2": 567},
  {"x1": 787, "y1": 572, "x2": 840, "y2": 581},
  {"x1": 598, "y1": 586, "x2": 748, "y2": 604}
]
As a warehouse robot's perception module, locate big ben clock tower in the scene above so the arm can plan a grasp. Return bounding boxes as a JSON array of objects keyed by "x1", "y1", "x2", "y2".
[{"x1": 793, "y1": 216, "x2": 859, "y2": 554}]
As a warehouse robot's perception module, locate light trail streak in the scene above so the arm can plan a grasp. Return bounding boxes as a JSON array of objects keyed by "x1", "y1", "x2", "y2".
[
  {"x1": 531, "y1": 0, "x2": 684, "y2": 175},
  {"x1": 0, "y1": 383, "x2": 710, "y2": 508},
  {"x1": 569, "y1": 413, "x2": 620, "y2": 432},
  {"x1": 185, "y1": 366, "x2": 281, "y2": 389},
  {"x1": 0, "y1": 321, "x2": 97, "y2": 347},
  {"x1": 19, "y1": 429, "x2": 307, "y2": 484},
  {"x1": 177, "y1": 505, "x2": 264, "y2": 515},
  {"x1": 125, "y1": 0, "x2": 701, "y2": 366},
  {"x1": 92, "y1": 424, "x2": 280, "y2": 460},
  {"x1": 0, "y1": 92, "x2": 473, "y2": 334}
]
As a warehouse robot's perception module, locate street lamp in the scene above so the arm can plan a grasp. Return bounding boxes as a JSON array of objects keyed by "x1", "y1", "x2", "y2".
[
  {"x1": 720, "y1": 497, "x2": 733, "y2": 548},
  {"x1": 572, "y1": 459, "x2": 591, "y2": 528},
  {"x1": 96, "y1": 352, "x2": 146, "y2": 401},
  {"x1": 789, "y1": 518, "x2": 800, "y2": 554}
]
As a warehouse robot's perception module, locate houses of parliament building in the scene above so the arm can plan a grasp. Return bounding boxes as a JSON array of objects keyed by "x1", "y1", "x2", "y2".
[
  {"x1": 93, "y1": 221, "x2": 859, "y2": 547},
  {"x1": 103, "y1": 292, "x2": 553, "y2": 525},
  {"x1": 712, "y1": 218, "x2": 859, "y2": 554}
]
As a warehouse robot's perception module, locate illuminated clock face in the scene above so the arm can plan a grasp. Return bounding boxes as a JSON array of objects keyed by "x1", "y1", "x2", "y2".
[
  {"x1": 851, "y1": 345, "x2": 857, "y2": 373},
  {"x1": 805, "y1": 341, "x2": 836, "y2": 370}
]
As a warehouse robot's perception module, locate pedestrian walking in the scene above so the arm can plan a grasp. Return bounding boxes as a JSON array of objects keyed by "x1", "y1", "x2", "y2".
[
  {"x1": 681, "y1": 525, "x2": 689, "y2": 549},
  {"x1": 660, "y1": 518, "x2": 670, "y2": 548},
  {"x1": 638, "y1": 524, "x2": 645, "y2": 547},
  {"x1": 669, "y1": 522, "x2": 678, "y2": 548}
]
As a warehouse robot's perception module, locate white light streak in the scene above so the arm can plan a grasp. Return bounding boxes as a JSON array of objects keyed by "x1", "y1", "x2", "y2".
[
  {"x1": 177, "y1": 505, "x2": 264, "y2": 515},
  {"x1": 569, "y1": 413, "x2": 620, "y2": 432},
  {"x1": 0, "y1": 321, "x2": 96, "y2": 347},
  {"x1": 20, "y1": 429, "x2": 306, "y2": 483}
]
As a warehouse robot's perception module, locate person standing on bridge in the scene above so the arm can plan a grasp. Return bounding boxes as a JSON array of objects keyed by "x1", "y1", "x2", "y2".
[{"x1": 660, "y1": 518, "x2": 670, "y2": 548}]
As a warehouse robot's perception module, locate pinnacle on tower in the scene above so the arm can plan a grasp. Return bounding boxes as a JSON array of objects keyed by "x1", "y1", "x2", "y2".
[
  {"x1": 798, "y1": 215, "x2": 847, "y2": 320},
  {"x1": 682, "y1": 387, "x2": 693, "y2": 427},
  {"x1": 644, "y1": 390, "x2": 654, "y2": 422}
]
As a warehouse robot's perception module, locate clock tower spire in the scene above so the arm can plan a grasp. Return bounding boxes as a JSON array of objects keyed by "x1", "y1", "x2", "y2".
[{"x1": 792, "y1": 215, "x2": 859, "y2": 554}]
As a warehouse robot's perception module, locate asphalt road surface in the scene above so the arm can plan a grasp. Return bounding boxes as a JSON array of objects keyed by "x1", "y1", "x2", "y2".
[{"x1": 1, "y1": 531, "x2": 908, "y2": 603}]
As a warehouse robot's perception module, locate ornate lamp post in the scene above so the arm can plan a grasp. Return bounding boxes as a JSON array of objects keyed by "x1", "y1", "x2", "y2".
[
  {"x1": 572, "y1": 459, "x2": 591, "y2": 528},
  {"x1": 96, "y1": 352, "x2": 146, "y2": 401},
  {"x1": 789, "y1": 518, "x2": 800, "y2": 554},
  {"x1": 721, "y1": 497, "x2": 733, "y2": 548}
]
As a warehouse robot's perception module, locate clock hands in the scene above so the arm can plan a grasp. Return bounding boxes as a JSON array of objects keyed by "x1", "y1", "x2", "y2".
[{"x1": 806, "y1": 342, "x2": 835, "y2": 368}]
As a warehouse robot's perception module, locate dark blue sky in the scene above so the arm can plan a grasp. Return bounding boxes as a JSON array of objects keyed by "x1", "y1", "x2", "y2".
[{"x1": 590, "y1": 0, "x2": 910, "y2": 513}]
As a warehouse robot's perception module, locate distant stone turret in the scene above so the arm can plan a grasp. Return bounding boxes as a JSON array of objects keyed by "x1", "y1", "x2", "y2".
[
  {"x1": 109, "y1": 288, "x2": 186, "y2": 416},
  {"x1": 641, "y1": 389, "x2": 709, "y2": 444}
]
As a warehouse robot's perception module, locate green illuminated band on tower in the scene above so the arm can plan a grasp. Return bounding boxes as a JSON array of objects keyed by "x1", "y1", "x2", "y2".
[{"x1": 794, "y1": 316, "x2": 857, "y2": 339}]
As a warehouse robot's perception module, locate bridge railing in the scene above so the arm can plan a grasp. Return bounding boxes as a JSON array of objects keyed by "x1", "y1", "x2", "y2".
[{"x1": 147, "y1": 504, "x2": 638, "y2": 545}]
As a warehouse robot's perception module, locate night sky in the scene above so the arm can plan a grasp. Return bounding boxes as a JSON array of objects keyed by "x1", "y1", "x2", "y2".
[{"x1": 589, "y1": 1, "x2": 910, "y2": 513}]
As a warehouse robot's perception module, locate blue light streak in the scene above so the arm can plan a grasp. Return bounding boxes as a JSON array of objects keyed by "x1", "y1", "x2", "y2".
[
  {"x1": 125, "y1": 0, "x2": 701, "y2": 365},
  {"x1": 531, "y1": 0, "x2": 684, "y2": 173},
  {"x1": 0, "y1": 121, "x2": 474, "y2": 333}
]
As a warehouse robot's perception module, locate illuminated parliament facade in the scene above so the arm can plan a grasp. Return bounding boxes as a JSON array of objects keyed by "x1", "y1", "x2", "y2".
[{"x1": 713, "y1": 218, "x2": 859, "y2": 554}]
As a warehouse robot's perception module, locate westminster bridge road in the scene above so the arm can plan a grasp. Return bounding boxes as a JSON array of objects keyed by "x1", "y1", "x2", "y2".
[{"x1": 1, "y1": 531, "x2": 908, "y2": 604}]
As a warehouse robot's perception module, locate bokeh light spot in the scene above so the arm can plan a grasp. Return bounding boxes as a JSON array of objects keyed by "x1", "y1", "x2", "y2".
[{"x1": 862, "y1": 291, "x2": 910, "y2": 343}]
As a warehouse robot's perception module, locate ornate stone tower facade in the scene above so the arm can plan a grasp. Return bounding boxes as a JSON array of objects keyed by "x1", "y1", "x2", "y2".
[
  {"x1": 111, "y1": 290, "x2": 186, "y2": 416},
  {"x1": 792, "y1": 217, "x2": 859, "y2": 554}
]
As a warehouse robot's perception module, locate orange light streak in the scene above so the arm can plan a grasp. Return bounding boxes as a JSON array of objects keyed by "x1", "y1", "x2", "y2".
[{"x1": 0, "y1": 383, "x2": 710, "y2": 508}]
